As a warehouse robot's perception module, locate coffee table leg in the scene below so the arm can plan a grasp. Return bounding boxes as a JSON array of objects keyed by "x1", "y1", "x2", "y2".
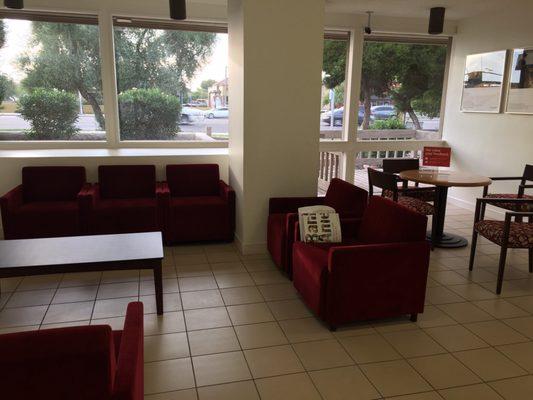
[{"x1": 154, "y1": 261, "x2": 163, "y2": 315}]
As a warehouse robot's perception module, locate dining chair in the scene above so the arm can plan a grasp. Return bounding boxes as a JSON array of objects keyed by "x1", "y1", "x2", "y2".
[
  {"x1": 382, "y1": 158, "x2": 435, "y2": 202},
  {"x1": 469, "y1": 197, "x2": 533, "y2": 294}
]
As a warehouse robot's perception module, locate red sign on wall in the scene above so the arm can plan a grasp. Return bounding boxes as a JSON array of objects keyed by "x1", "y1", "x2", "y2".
[{"x1": 423, "y1": 146, "x2": 451, "y2": 167}]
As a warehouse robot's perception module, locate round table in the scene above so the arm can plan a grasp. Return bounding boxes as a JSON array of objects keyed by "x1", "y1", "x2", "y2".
[{"x1": 399, "y1": 169, "x2": 492, "y2": 248}]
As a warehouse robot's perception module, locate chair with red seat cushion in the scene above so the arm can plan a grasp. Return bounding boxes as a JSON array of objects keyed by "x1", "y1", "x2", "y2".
[
  {"x1": 292, "y1": 196, "x2": 430, "y2": 330},
  {"x1": 0, "y1": 302, "x2": 144, "y2": 400},
  {"x1": 382, "y1": 158, "x2": 436, "y2": 202},
  {"x1": 163, "y1": 164, "x2": 235, "y2": 243},
  {"x1": 0, "y1": 166, "x2": 88, "y2": 239},
  {"x1": 80, "y1": 165, "x2": 165, "y2": 234},
  {"x1": 267, "y1": 178, "x2": 368, "y2": 277}
]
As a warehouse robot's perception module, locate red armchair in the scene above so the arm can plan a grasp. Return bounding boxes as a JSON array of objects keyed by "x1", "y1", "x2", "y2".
[
  {"x1": 0, "y1": 302, "x2": 143, "y2": 400},
  {"x1": 163, "y1": 164, "x2": 235, "y2": 243},
  {"x1": 292, "y1": 196, "x2": 431, "y2": 330},
  {"x1": 80, "y1": 165, "x2": 165, "y2": 235},
  {"x1": 267, "y1": 178, "x2": 368, "y2": 277},
  {"x1": 1, "y1": 166, "x2": 88, "y2": 239}
]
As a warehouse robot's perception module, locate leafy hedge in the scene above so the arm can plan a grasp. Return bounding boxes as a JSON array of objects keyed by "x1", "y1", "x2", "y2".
[
  {"x1": 118, "y1": 88, "x2": 181, "y2": 140},
  {"x1": 369, "y1": 118, "x2": 406, "y2": 130},
  {"x1": 18, "y1": 88, "x2": 79, "y2": 140}
]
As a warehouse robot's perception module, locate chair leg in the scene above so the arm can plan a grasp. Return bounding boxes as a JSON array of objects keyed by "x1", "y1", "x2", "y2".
[
  {"x1": 529, "y1": 248, "x2": 532, "y2": 273},
  {"x1": 496, "y1": 245, "x2": 509, "y2": 295},
  {"x1": 329, "y1": 324, "x2": 337, "y2": 332},
  {"x1": 410, "y1": 313, "x2": 418, "y2": 322},
  {"x1": 469, "y1": 230, "x2": 479, "y2": 271}
]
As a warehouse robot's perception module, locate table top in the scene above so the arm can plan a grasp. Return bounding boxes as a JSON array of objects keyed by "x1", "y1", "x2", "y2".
[
  {"x1": 0, "y1": 232, "x2": 164, "y2": 269},
  {"x1": 399, "y1": 169, "x2": 492, "y2": 188}
]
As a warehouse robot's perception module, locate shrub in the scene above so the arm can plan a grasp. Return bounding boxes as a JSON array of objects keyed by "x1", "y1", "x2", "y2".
[
  {"x1": 118, "y1": 88, "x2": 181, "y2": 140},
  {"x1": 369, "y1": 117, "x2": 406, "y2": 130},
  {"x1": 18, "y1": 88, "x2": 79, "y2": 140}
]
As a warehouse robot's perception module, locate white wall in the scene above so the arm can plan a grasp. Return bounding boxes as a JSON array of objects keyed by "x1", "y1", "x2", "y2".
[{"x1": 443, "y1": 2, "x2": 533, "y2": 207}]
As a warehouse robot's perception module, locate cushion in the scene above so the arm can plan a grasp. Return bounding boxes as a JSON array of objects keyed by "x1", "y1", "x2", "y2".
[
  {"x1": 383, "y1": 187, "x2": 435, "y2": 202},
  {"x1": 475, "y1": 220, "x2": 533, "y2": 248},
  {"x1": 485, "y1": 193, "x2": 533, "y2": 212},
  {"x1": 22, "y1": 166, "x2": 86, "y2": 202},
  {"x1": 167, "y1": 164, "x2": 220, "y2": 197},
  {"x1": 324, "y1": 178, "x2": 367, "y2": 217},
  {"x1": 397, "y1": 196, "x2": 434, "y2": 215},
  {"x1": 98, "y1": 165, "x2": 156, "y2": 199}
]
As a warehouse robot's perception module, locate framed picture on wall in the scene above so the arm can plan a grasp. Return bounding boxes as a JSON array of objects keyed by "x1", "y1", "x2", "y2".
[
  {"x1": 506, "y1": 48, "x2": 533, "y2": 114},
  {"x1": 461, "y1": 50, "x2": 507, "y2": 113}
]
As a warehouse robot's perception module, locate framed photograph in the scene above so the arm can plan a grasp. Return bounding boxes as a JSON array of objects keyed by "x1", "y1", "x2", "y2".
[
  {"x1": 506, "y1": 48, "x2": 533, "y2": 114},
  {"x1": 461, "y1": 50, "x2": 507, "y2": 113}
]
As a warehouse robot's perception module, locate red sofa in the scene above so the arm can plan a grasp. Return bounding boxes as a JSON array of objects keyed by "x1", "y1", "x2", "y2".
[
  {"x1": 162, "y1": 164, "x2": 235, "y2": 243},
  {"x1": 267, "y1": 178, "x2": 368, "y2": 277},
  {"x1": 0, "y1": 166, "x2": 88, "y2": 239},
  {"x1": 80, "y1": 165, "x2": 166, "y2": 235},
  {"x1": 292, "y1": 196, "x2": 431, "y2": 330},
  {"x1": 0, "y1": 302, "x2": 144, "y2": 400}
]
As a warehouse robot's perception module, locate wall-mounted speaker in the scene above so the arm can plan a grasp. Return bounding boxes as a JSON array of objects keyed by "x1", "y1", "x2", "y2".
[
  {"x1": 169, "y1": 0, "x2": 186, "y2": 20},
  {"x1": 428, "y1": 7, "x2": 445, "y2": 35},
  {"x1": 4, "y1": 0, "x2": 23, "y2": 9}
]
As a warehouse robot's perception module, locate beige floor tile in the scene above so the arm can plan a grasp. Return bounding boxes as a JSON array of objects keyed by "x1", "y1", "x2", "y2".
[
  {"x1": 227, "y1": 302, "x2": 274, "y2": 325},
  {"x1": 257, "y1": 283, "x2": 299, "y2": 301},
  {"x1": 425, "y1": 286, "x2": 465, "y2": 305},
  {"x1": 52, "y1": 285, "x2": 98, "y2": 304},
  {"x1": 0, "y1": 277, "x2": 23, "y2": 292},
  {"x1": 454, "y1": 347, "x2": 527, "y2": 381},
  {"x1": 250, "y1": 270, "x2": 287, "y2": 285},
  {"x1": 177, "y1": 264, "x2": 213, "y2": 278},
  {"x1": 188, "y1": 327, "x2": 240, "y2": 356},
  {"x1": 100, "y1": 270, "x2": 139, "y2": 284},
  {"x1": 144, "y1": 358, "x2": 195, "y2": 394},
  {"x1": 384, "y1": 393, "x2": 442, "y2": 400},
  {"x1": 43, "y1": 301, "x2": 93, "y2": 324},
  {"x1": 267, "y1": 299, "x2": 312, "y2": 320},
  {"x1": 175, "y1": 254, "x2": 209, "y2": 266},
  {"x1": 439, "y1": 384, "x2": 503, "y2": 400},
  {"x1": 220, "y1": 286, "x2": 263, "y2": 305},
  {"x1": 340, "y1": 334, "x2": 402, "y2": 363},
  {"x1": 279, "y1": 317, "x2": 333, "y2": 343},
  {"x1": 473, "y1": 298, "x2": 529, "y2": 319},
  {"x1": 197, "y1": 380, "x2": 259, "y2": 400},
  {"x1": 91, "y1": 316, "x2": 126, "y2": 330},
  {"x1": 490, "y1": 375, "x2": 533, "y2": 399},
  {"x1": 408, "y1": 354, "x2": 481, "y2": 390},
  {"x1": 93, "y1": 297, "x2": 137, "y2": 319},
  {"x1": 211, "y1": 262, "x2": 247, "y2": 275},
  {"x1": 144, "y1": 332, "x2": 190, "y2": 362},
  {"x1": 179, "y1": 276, "x2": 217, "y2": 292},
  {"x1": 383, "y1": 330, "x2": 446, "y2": 358},
  {"x1": 332, "y1": 322, "x2": 376, "y2": 338},
  {"x1": 446, "y1": 283, "x2": 498, "y2": 301},
  {"x1": 244, "y1": 344, "x2": 304, "y2": 378},
  {"x1": 243, "y1": 259, "x2": 277, "y2": 272},
  {"x1": 498, "y1": 341, "x2": 533, "y2": 373},
  {"x1": 6, "y1": 289, "x2": 55, "y2": 308},
  {"x1": 181, "y1": 290, "x2": 224, "y2": 310},
  {"x1": 42, "y1": 320, "x2": 90, "y2": 329},
  {"x1": 207, "y1": 252, "x2": 240, "y2": 264},
  {"x1": 192, "y1": 351, "x2": 251, "y2": 386},
  {"x1": 234, "y1": 321, "x2": 288, "y2": 349},
  {"x1": 184, "y1": 307, "x2": 231, "y2": 330},
  {"x1": 503, "y1": 316, "x2": 533, "y2": 339},
  {"x1": 437, "y1": 302, "x2": 493, "y2": 323},
  {"x1": 18, "y1": 275, "x2": 62, "y2": 291},
  {"x1": 508, "y1": 295, "x2": 533, "y2": 313},
  {"x1": 373, "y1": 318, "x2": 422, "y2": 334},
  {"x1": 140, "y1": 278, "x2": 180, "y2": 295},
  {"x1": 464, "y1": 320, "x2": 528, "y2": 346},
  {"x1": 141, "y1": 293, "x2": 183, "y2": 314},
  {"x1": 0, "y1": 325, "x2": 39, "y2": 334},
  {"x1": 215, "y1": 273, "x2": 255, "y2": 289},
  {"x1": 172, "y1": 244, "x2": 204, "y2": 255},
  {"x1": 361, "y1": 359, "x2": 432, "y2": 397},
  {"x1": 145, "y1": 388, "x2": 198, "y2": 400},
  {"x1": 309, "y1": 365, "x2": 380, "y2": 400},
  {"x1": 255, "y1": 372, "x2": 321, "y2": 400},
  {"x1": 425, "y1": 325, "x2": 488, "y2": 352},
  {"x1": 293, "y1": 339, "x2": 354, "y2": 370},
  {"x1": 144, "y1": 312, "x2": 186, "y2": 336},
  {"x1": 456, "y1": 268, "x2": 498, "y2": 283},
  {"x1": 415, "y1": 306, "x2": 457, "y2": 328},
  {"x1": 429, "y1": 271, "x2": 470, "y2": 285},
  {"x1": 57, "y1": 272, "x2": 101, "y2": 288}
]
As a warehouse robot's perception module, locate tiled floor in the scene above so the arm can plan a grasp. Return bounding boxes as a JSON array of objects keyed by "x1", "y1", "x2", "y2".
[{"x1": 1, "y1": 203, "x2": 532, "y2": 399}]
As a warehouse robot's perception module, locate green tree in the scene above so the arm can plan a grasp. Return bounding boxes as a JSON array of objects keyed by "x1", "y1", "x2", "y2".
[
  {"x1": 191, "y1": 79, "x2": 217, "y2": 100},
  {"x1": 0, "y1": 20, "x2": 5, "y2": 48}
]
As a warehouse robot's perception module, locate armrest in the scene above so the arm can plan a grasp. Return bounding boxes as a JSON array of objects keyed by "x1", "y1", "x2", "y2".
[
  {"x1": 219, "y1": 180, "x2": 235, "y2": 202},
  {"x1": 269, "y1": 196, "x2": 325, "y2": 215},
  {"x1": 489, "y1": 176, "x2": 524, "y2": 181},
  {"x1": 1, "y1": 184, "x2": 24, "y2": 213},
  {"x1": 475, "y1": 197, "x2": 533, "y2": 221},
  {"x1": 114, "y1": 302, "x2": 144, "y2": 400},
  {"x1": 156, "y1": 182, "x2": 170, "y2": 204},
  {"x1": 78, "y1": 183, "x2": 100, "y2": 210}
]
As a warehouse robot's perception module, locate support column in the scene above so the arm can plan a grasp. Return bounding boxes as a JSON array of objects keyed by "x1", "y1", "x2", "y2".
[{"x1": 228, "y1": 0, "x2": 325, "y2": 254}]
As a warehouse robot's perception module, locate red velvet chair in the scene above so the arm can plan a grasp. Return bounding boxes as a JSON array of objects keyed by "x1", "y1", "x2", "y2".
[
  {"x1": 80, "y1": 165, "x2": 166, "y2": 234},
  {"x1": 292, "y1": 196, "x2": 431, "y2": 330},
  {"x1": 163, "y1": 164, "x2": 235, "y2": 243},
  {"x1": 0, "y1": 302, "x2": 143, "y2": 400},
  {"x1": 267, "y1": 178, "x2": 368, "y2": 277},
  {"x1": 1, "y1": 166, "x2": 88, "y2": 239}
]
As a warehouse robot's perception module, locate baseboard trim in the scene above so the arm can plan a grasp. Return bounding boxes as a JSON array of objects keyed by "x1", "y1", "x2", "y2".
[
  {"x1": 234, "y1": 234, "x2": 268, "y2": 255},
  {"x1": 448, "y1": 195, "x2": 505, "y2": 215}
]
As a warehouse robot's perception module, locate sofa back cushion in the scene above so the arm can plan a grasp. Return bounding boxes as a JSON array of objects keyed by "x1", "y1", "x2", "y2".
[
  {"x1": 99, "y1": 165, "x2": 156, "y2": 199},
  {"x1": 166, "y1": 164, "x2": 220, "y2": 197},
  {"x1": 22, "y1": 166, "x2": 86, "y2": 202},
  {"x1": 0, "y1": 325, "x2": 116, "y2": 400},
  {"x1": 324, "y1": 178, "x2": 368, "y2": 217},
  {"x1": 358, "y1": 196, "x2": 428, "y2": 244}
]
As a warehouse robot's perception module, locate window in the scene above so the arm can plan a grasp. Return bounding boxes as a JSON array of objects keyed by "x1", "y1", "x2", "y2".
[
  {"x1": 113, "y1": 19, "x2": 228, "y2": 141},
  {"x1": 0, "y1": 14, "x2": 104, "y2": 141},
  {"x1": 320, "y1": 32, "x2": 349, "y2": 140}
]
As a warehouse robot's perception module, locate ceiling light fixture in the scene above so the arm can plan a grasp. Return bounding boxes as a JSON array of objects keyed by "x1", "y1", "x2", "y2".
[
  {"x1": 428, "y1": 7, "x2": 445, "y2": 35},
  {"x1": 4, "y1": 0, "x2": 23, "y2": 9},
  {"x1": 169, "y1": 0, "x2": 186, "y2": 20}
]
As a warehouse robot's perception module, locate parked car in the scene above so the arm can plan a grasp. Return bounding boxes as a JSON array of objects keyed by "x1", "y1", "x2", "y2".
[
  {"x1": 371, "y1": 105, "x2": 396, "y2": 120},
  {"x1": 180, "y1": 106, "x2": 204, "y2": 124},
  {"x1": 204, "y1": 107, "x2": 229, "y2": 119},
  {"x1": 321, "y1": 106, "x2": 373, "y2": 127}
]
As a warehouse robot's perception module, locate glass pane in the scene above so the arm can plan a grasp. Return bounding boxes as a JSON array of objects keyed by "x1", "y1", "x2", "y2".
[
  {"x1": 113, "y1": 24, "x2": 228, "y2": 141},
  {"x1": 0, "y1": 18, "x2": 104, "y2": 141}
]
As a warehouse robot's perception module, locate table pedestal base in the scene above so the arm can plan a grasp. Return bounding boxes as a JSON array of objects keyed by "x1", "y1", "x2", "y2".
[{"x1": 427, "y1": 232, "x2": 468, "y2": 248}]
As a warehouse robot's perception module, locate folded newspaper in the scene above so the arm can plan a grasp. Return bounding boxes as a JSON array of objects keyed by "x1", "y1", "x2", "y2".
[{"x1": 298, "y1": 206, "x2": 342, "y2": 243}]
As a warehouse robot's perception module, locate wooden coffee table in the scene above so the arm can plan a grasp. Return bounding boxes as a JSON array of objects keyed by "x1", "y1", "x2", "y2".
[
  {"x1": 399, "y1": 169, "x2": 492, "y2": 248},
  {"x1": 0, "y1": 232, "x2": 164, "y2": 314}
]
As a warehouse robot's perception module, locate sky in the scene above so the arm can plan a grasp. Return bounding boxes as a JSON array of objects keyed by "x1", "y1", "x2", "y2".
[
  {"x1": 0, "y1": 19, "x2": 228, "y2": 91},
  {"x1": 464, "y1": 50, "x2": 506, "y2": 83}
]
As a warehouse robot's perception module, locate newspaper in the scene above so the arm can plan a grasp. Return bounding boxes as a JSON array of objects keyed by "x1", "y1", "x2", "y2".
[{"x1": 298, "y1": 205, "x2": 342, "y2": 243}]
